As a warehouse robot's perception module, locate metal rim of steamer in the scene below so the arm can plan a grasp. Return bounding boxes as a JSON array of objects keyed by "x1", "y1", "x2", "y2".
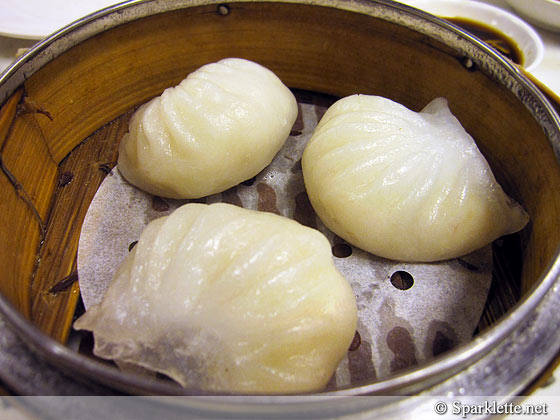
[{"x1": 0, "y1": 0, "x2": 559, "y2": 416}]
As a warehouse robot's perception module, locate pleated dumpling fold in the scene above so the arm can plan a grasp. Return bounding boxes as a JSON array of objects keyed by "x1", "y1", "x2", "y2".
[
  {"x1": 74, "y1": 203, "x2": 358, "y2": 393},
  {"x1": 302, "y1": 95, "x2": 529, "y2": 262},
  {"x1": 118, "y1": 58, "x2": 298, "y2": 199}
]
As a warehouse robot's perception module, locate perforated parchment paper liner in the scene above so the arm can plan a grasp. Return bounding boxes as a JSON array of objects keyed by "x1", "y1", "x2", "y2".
[{"x1": 76, "y1": 93, "x2": 492, "y2": 390}]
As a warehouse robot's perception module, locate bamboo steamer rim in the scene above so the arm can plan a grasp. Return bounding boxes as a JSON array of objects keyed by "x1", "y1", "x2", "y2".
[{"x1": 0, "y1": 0, "x2": 558, "y2": 407}]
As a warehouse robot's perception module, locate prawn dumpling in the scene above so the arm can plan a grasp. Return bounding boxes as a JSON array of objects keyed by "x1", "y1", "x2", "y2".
[
  {"x1": 74, "y1": 203, "x2": 358, "y2": 394},
  {"x1": 302, "y1": 95, "x2": 529, "y2": 262},
  {"x1": 118, "y1": 58, "x2": 298, "y2": 199}
]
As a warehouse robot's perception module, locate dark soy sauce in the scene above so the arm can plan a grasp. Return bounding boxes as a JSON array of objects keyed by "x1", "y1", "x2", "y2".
[{"x1": 446, "y1": 17, "x2": 524, "y2": 66}]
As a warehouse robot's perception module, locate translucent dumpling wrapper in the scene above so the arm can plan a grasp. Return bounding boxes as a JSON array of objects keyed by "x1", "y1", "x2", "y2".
[
  {"x1": 302, "y1": 95, "x2": 529, "y2": 262},
  {"x1": 117, "y1": 58, "x2": 298, "y2": 199},
  {"x1": 74, "y1": 203, "x2": 358, "y2": 393}
]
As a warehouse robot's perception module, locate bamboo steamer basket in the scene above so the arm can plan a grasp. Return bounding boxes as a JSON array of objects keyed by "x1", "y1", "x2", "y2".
[{"x1": 0, "y1": 0, "x2": 559, "y2": 415}]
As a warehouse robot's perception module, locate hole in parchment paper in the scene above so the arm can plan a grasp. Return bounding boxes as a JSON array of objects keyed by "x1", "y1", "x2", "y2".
[
  {"x1": 390, "y1": 271, "x2": 414, "y2": 290},
  {"x1": 332, "y1": 243, "x2": 352, "y2": 258},
  {"x1": 128, "y1": 241, "x2": 138, "y2": 252}
]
